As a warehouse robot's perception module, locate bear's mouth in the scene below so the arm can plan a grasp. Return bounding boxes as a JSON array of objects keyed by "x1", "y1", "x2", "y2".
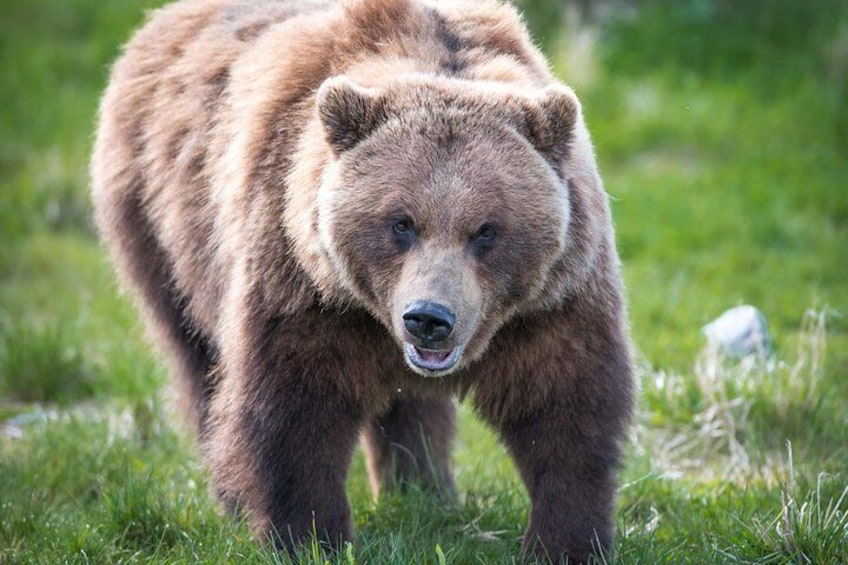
[{"x1": 403, "y1": 343, "x2": 462, "y2": 375}]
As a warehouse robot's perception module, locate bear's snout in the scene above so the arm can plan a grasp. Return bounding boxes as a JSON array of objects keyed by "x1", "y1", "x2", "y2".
[
  {"x1": 402, "y1": 300, "x2": 455, "y2": 343},
  {"x1": 399, "y1": 299, "x2": 465, "y2": 376}
]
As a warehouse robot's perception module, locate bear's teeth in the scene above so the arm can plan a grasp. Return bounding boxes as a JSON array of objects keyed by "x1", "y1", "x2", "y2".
[
  {"x1": 416, "y1": 348, "x2": 451, "y2": 363},
  {"x1": 403, "y1": 343, "x2": 461, "y2": 374}
]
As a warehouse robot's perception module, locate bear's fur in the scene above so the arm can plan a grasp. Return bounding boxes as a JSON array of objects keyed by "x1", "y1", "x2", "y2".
[{"x1": 91, "y1": 0, "x2": 634, "y2": 562}]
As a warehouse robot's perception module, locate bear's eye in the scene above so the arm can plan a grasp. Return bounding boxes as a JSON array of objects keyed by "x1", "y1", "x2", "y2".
[
  {"x1": 390, "y1": 217, "x2": 416, "y2": 253},
  {"x1": 470, "y1": 223, "x2": 498, "y2": 259},
  {"x1": 392, "y1": 219, "x2": 412, "y2": 234},
  {"x1": 474, "y1": 223, "x2": 498, "y2": 241}
]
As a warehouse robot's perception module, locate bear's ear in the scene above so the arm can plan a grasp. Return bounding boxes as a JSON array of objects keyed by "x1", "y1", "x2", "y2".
[
  {"x1": 522, "y1": 85, "x2": 580, "y2": 164},
  {"x1": 316, "y1": 76, "x2": 387, "y2": 153}
]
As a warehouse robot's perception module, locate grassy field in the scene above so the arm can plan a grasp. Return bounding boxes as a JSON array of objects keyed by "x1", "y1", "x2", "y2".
[{"x1": 1, "y1": 0, "x2": 847, "y2": 563}]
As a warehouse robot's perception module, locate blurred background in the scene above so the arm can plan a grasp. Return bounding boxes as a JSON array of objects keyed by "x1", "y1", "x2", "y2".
[{"x1": 1, "y1": 0, "x2": 846, "y2": 562}]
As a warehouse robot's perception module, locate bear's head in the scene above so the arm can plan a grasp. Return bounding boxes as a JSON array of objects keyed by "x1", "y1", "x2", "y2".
[{"x1": 293, "y1": 75, "x2": 604, "y2": 377}]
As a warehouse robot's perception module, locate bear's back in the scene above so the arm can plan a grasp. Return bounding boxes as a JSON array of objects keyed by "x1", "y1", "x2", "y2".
[{"x1": 91, "y1": 0, "x2": 335, "y2": 332}]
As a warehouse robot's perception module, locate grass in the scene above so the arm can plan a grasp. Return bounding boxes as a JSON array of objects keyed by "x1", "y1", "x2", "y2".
[{"x1": 1, "y1": 0, "x2": 847, "y2": 562}]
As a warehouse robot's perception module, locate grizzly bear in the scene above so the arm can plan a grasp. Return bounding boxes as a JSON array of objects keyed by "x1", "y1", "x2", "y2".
[{"x1": 91, "y1": 0, "x2": 634, "y2": 562}]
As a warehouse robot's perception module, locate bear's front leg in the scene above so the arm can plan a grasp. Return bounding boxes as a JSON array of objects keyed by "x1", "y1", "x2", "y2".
[
  {"x1": 498, "y1": 398, "x2": 623, "y2": 564},
  {"x1": 207, "y1": 312, "x2": 370, "y2": 554},
  {"x1": 476, "y1": 310, "x2": 633, "y2": 564}
]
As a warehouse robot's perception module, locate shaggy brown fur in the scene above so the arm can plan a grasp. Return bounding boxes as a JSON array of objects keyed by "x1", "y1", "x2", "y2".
[{"x1": 91, "y1": 0, "x2": 634, "y2": 562}]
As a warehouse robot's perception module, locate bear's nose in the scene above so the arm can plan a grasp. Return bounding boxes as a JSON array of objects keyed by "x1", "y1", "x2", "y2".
[{"x1": 402, "y1": 300, "x2": 455, "y2": 343}]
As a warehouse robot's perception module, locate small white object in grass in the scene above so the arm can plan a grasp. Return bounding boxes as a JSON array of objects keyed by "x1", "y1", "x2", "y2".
[
  {"x1": 2, "y1": 424, "x2": 23, "y2": 439},
  {"x1": 702, "y1": 305, "x2": 771, "y2": 358}
]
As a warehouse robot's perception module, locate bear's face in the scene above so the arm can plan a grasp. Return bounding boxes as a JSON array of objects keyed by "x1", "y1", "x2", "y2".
[{"x1": 313, "y1": 77, "x2": 579, "y2": 377}]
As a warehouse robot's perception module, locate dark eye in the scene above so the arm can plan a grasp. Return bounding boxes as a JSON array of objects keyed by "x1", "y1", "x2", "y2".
[
  {"x1": 392, "y1": 219, "x2": 411, "y2": 234},
  {"x1": 470, "y1": 223, "x2": 498, "y2": 259},
  {"x1": 390, "y1": 216, "x2": 416, "y2": 253},
  {"x1": 474, "y1": 223, "x2": 498, "y2": 241}
]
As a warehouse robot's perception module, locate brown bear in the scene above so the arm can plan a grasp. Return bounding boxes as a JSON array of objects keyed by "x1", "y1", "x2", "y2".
[{"x1": 90, "y1": 0, "x2": 634, "y2": 562}]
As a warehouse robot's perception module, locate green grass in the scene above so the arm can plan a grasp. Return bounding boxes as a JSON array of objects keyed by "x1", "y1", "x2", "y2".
[{"x1": 2, "y1": 0, "x2": 847, "y2": 563}]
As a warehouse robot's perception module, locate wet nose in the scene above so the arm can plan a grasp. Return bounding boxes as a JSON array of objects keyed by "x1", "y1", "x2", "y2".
[{"x1": 402, "y1": 300, "x2": 455, "y2": 342}]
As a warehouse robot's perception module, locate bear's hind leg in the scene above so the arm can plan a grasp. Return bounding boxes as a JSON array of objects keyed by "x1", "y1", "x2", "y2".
[
  {"x1": 363, "y1": 396, "x2": 456, "y2": 500},
  {"x1": 97, "y1": 189, "x2": 217, "y2": 432}
]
